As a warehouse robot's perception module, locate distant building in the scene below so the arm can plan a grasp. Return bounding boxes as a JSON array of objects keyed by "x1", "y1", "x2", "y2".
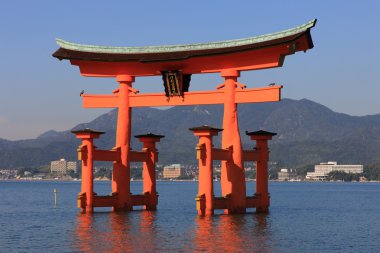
[
  {"x1": 163, "y1": 164, "x2": 184, "y2": 179},
  {"x1": 0, "y1": 169, "x2": 18, "y2": 179},
  {"x1": 306, "y1": 161, "x2": 363, "y2": 181},
  {"x1": 277, "y1": 168, "x2": 298, "y2": 181},
  {"x1": 51, "y1": 159, "x2": 77, "y2": 175},
  {"x1": 67, "y1": 161, "x2": 77, "y2": 173}
]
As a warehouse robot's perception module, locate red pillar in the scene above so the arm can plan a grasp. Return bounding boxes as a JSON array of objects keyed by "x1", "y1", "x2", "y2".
[
  {"x1": 113, "y1": 74, "x2": 135, "y2": 211},
  {"x1": 246, "y1": 130, "x2": 276, "y2": 213},
  {"x1": 135, "y1": 133, "x2": 164, "y2": 210},
  {"x1": 220, "y1": 70, "x2": 246, "y2": 214},
  {"x1": 190, "y1": 125, "x2": 222, "y2": 215},
  {"x1": 72, "y1": 128, "x2": 104, "y2": 213}
]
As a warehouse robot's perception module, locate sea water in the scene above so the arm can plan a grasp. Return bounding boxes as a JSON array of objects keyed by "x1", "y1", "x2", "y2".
[{"x1": 0, "y1": 181, "x2": 379, "y2": 252}]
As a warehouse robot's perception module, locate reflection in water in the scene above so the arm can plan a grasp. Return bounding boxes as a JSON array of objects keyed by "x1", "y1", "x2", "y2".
[
  {"x1": 218, "y1": 215, "x2": 245, "y2": 252},
  {"x1": 75, "y1": 214, "x2": 94, "y2": 252},
  {"x1": 74, "y1": 212, "x2": 157, "y2": 252},
  {"x1": 194, "y1": 214, "x2": 273, "y2": 252},
  {"x1": 2, "y1": 181, "x2": 377, "y2": 252},
  {"x1": 108, "y1": 212, "x2": 133, "y2": 252},
  {"x1": 74, "y1": 211, "x2": 273, "y2": 252},
  {"x1": 138, "y1": 211, "x2": 157, "y2": 252},
  {"x1": 193, "y1": 216, "x2": 215, "y2": 252},
  {"x1": 252, "y1": 214, "x2": 273, "y2": 253}
]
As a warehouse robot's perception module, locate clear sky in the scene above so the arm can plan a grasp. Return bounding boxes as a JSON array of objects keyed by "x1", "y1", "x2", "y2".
[{"x1": 1, "y1": 1, "x2": 379, "y2": 140}]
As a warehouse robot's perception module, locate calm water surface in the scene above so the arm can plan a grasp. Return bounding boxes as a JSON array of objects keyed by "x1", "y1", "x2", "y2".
[{"x1": 0, "y1": 181, "x2": 379, "y2": 252}]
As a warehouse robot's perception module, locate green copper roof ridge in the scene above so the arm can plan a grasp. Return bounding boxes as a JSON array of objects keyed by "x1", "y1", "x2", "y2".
[{"x1": 56, "y1": 19, "x2": 316, "y2": 54}]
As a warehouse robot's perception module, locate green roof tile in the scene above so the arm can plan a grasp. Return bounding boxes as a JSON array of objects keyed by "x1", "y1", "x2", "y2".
[{"x1": 56, "y1": 19, "x2": 316, "y2": 54}]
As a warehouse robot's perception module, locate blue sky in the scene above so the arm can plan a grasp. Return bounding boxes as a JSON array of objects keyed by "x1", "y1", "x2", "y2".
[{"x1": 1, "y1": 1, "x2": 379, "y2": 140}]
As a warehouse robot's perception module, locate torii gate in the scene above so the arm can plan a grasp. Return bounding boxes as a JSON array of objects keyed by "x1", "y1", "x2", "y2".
[{"x1": 53, "y1": 19, "x2": 316, "y2": 215}]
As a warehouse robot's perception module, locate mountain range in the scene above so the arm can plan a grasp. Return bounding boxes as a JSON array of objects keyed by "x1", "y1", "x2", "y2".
[{"x1": 1, "y1": 98, "x2": 380, "y2": 168}]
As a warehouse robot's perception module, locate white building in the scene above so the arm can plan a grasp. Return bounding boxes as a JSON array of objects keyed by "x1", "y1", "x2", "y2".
[
  {"x1": 278, "y1": 168, "x2": 298, "y2": 181},
  {"x1": 51, "y1": 158, "x2": 77, "y2": 175},
  {"x1": 306, "y1": 161, "x2": 363, "y2": 181}
]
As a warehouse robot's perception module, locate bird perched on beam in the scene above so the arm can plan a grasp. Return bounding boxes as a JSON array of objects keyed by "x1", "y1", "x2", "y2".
[
  {"x1": 268, "y1": 83, "x2": 275, "y2": 86},
  {"x1": 80, "y1": 90, "x2": 84, "y2": 96}
]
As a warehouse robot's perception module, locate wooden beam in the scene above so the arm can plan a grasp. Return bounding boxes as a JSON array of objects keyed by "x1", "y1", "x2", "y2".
[
  {"x1": 93, "y1": 195, "x2": 117, "y2": 207},
  {"x1": 212, "y1": 148, "x2": 232, "y2": 161},
  {"x1": 82, "y1": 85, "x2": 282, "y2": 108},
  {"x1": 242, "y1": 150, "x2": 260, "y2": 161},
  {"x1": 246, "y1": 196, "x2": 258, "y2": 208},
  {"x1": 129, "y1": 150, "x2": 150, "y2": 162},
  {"x1": 130, "y1": 194, "x2": 148, "y2": 206},
  {"x1": 71, "y1": 47, "x2": 284, "y2": 77},
  {"x1": 93, "y1": 149, "x2": 120, "y2": 162},
  {"x1": 82, "y1": 95, "x2": 118, "y2": 108}
]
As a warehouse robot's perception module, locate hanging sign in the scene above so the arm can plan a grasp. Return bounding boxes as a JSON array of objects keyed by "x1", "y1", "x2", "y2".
[
  {"x1": 161, "y1": 71, "x2": 192, "y2": 97},
  {"x1": 162, "y1": 71, "x2": 182, "y2": 97}
]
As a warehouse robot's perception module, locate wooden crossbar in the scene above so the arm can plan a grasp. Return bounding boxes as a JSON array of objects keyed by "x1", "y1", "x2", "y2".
[{"x1": 82, "y1": 85, "x2": 282, "y2": 108}]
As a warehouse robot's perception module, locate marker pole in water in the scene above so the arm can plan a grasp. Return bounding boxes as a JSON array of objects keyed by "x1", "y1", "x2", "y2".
[{"x1": 54, "y1": 189, "x2": 58, "y2": 208}]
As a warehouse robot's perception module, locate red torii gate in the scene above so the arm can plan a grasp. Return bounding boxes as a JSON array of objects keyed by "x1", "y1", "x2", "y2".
[{"x1": 53, "y1": 19, "x2": 316, "y2": 215}]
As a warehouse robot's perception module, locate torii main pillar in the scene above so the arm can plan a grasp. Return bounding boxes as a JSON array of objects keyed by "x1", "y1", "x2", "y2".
[
  {"x1": 220, "y1": 70, "x2": 246, "y2": 214},
  {"x1": 113, "y1": 74, "x2": 134, "y2": 211}
]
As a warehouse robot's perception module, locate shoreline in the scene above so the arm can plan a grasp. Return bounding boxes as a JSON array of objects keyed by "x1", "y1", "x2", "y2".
[{"x1": 1, "y1": 178, "x2": 380, "y2": 183}]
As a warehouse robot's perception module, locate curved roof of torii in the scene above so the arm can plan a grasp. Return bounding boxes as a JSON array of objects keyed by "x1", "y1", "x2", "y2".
[{"x1": 52, "y1": 19, "x2": 316, "y2": 76}]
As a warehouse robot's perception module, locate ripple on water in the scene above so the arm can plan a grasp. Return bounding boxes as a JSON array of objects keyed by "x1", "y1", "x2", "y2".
[{"x1": 0, "y1": 181, "x2": 379, "y2": 252}]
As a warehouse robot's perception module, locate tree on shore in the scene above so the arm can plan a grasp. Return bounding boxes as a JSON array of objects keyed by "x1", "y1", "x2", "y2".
[
  {"x1": 363, "y1": 164, "x2": 380, "y2": 181},
  {"x1": 327, "y1": 171, "x2": 360, "y2": 182}
]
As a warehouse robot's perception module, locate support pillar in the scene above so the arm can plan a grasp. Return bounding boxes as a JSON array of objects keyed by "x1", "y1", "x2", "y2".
[
  {"x1": 220, "y1": 70, "x2": 246, "y2": 214},
  {"x1": 246, "y1": 130, "x2": 276, "y2": 213},
  {"x1": 72, "y1": 128, "x2": 104, "y2": 213},
  {"x1": 135, "y1": 133, "x2": 164, "y2": 210},
  {"x1": 190, "y1": 125, "x2": 222, "y2": 215},
  {"x1": 113, "y1": 74, "x2": 135, "y2": 211}
]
